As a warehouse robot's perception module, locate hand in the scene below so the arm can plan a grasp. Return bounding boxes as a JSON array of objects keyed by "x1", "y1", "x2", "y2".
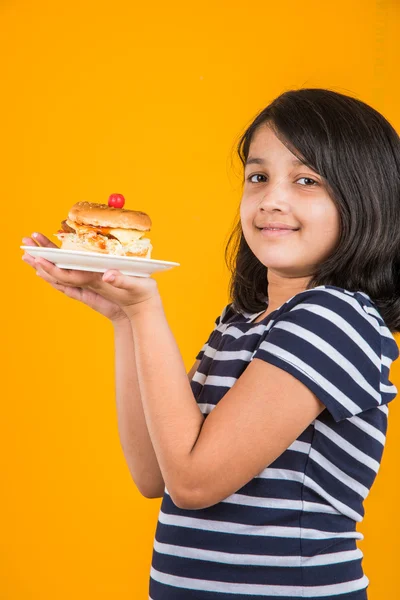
[
  {"x1": 22, "y1": 233, "x2": 128, "y2": 323},
  {"x1": 95, "y1": 269, "x2": 162, "y2": 319}
]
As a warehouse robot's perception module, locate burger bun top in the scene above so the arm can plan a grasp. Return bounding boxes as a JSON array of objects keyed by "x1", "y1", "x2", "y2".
[{"x1": 68, "y1": 202, "x2": 152, "y2": 231}]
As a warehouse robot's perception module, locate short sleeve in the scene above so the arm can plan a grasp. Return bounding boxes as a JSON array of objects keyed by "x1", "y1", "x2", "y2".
[
  {"x1": 252, "y1": 288, "x2": 392, "y2": 422},
  {"x1": 195, "y1": 303, "x2": 232, "y2": 361}
]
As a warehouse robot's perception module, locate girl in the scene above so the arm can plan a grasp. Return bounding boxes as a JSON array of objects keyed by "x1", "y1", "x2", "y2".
[{"x1": 22, "y1": 88, "x2": 400, "y2": 599}]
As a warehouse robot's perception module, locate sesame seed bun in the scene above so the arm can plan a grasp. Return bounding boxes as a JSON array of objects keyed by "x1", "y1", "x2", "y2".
[{"x1": 68, "y1": 202, "x2": 152, "y2": 231}]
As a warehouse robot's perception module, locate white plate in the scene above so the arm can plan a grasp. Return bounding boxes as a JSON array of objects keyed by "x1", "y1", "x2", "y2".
[{"x1": 21, "y1": 246, "x2": 180, "y2": 277}]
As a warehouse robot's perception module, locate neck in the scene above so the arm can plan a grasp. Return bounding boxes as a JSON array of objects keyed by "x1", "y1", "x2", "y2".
[{"x1": 266, "y1": 272, "x2": 312, "y2": 312}]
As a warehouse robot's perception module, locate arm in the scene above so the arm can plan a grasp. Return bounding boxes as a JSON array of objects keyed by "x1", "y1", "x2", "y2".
[
  {"x1": 129, "y1": 301, "x2": 324, "y2": 510},
  {"x1": 113, "y1": 319, "x2": 164, "y2": 498},
  {"x1": 113, "y1": 317, "x2": 200, "y2": 499}
]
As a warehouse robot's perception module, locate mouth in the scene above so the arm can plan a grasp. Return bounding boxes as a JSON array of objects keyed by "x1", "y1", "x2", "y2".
[{"x1": 257, "y1": 227, "x2": 300, "y2": 237}]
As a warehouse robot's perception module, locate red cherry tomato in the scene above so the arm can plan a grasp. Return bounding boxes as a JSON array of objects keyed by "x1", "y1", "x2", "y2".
[{"x1": 108, "y1": 193, "x2": 125, "y2": 208}]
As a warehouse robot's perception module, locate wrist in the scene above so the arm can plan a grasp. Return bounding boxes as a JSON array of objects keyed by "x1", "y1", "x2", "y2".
[
  {"x1": 111, "y1": 313, "x2": 130, "y2": 329},
  {"x1": 126, "y1": 295, "x2": 164, "y2": 321}
]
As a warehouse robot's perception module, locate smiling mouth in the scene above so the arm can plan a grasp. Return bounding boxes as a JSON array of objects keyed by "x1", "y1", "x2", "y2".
[
  {"x1": 257, "y1": 227, "x2": 300, "y2": 237},
  {"x1": 257, "y1": 227, "x2": 300, "y2": 232}
]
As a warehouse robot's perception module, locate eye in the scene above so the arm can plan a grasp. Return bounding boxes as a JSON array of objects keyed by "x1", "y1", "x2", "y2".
[
  {"x1": 247, "y1": 174, "x2": 267, "y2": 183},
  {"x1": 297, "y1": 177, "x2": 318, "y2": 186}
]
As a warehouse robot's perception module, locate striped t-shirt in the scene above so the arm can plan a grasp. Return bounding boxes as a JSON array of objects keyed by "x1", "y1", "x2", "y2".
[{"x1": 150, "y1": 285, "x2": 399, "y2": 599}]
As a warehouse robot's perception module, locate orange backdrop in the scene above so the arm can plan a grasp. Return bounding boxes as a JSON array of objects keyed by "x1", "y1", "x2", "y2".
[{"x1": 2, "y1": 0, "x2": 400, "y2": 598}]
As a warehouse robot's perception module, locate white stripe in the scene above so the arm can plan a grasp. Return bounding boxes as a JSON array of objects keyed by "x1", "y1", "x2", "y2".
[
  {"x1": 309, "y1": 448, "x2": 369, "y2": 498},
  {"x1": 197, "y1": 342, "x2": 207, "y2": 355},
  {"x1": 302, "y1": 548, "x2": 364, "y2": 566},
  {"x1": 291, "y1": 300, "x2": 381, "y2": 368},
  {"x1": 348, "y1": 414, "x2": 386, "y2": 446},
  {"x1": 382, "y1": 353, "x2": 393, "y2": 368},
  {"x1": 303, "y1": 476, "x2": 363, "y2": 522},
  {"x1": 379, "y1": 403, "x2": 389, "y2": 415},
  {"x1": 272, "y1": 318, "x2": 381, "y2": 401},
  {"x1": 287, "y1": 440, "x2": 311, "y2": 454},
  {"x1": 256, "y1": 468, "x2": 363, "y2": 521},
  {"x1": 302, "y1": 500, "x2": 341, "y2": 514},
  {"x1": 204, "y1": 346, "x2": 253, "y2": 361},
  {"x1": 203, "y1": 375, "x2": 238, "y2": 387},
  {"x1": 158, "y1": 510, "x2": 362, "y2": 540},
  {"x1": 381, "y1": 381, "x2": 398, "y2": 394},
  {"x1": 257, "y1": 467, "x2": 305, "y2": 483},
  {"x1": 297, "y1": 290, "x2": 396, "y2": 381},
  {"x1": 197, "y1": 310, "x2": 232, "y2": 355},
  {"x1": 317, "y1": 287, "x2": 383, "y2": 335},
  {"x1": 223, "y1": 323, "x2": 271, "y2": 339},
  {"x1": 153, "y1": 539, "x2": 363, "y2": 567},
  {"x1": 192, "y1": 370, "x2": 207, "y2": 386},
  {"x1": 314, "y1": 420, "x2": 380, "y2": 472},
  {"x1": 192, "y1": 372, "x2": 238, "y2": 388},
  {"x1": 217, "y1": 321, "x2": 232, "y2": 335},
  {"x1": 361, "y1": 303, "x2": 384, "y2": 324},
  {"x1": 201, "y1": 346, "x2": 218, "y2": 361},
  {"x1": 198, "y1": 403, "x2": 216, "y2": 415},
  {"x1": 164, "y1": 488, "x2": 340, "y2": 514},
  {"x1": 222, "y1": 493, "x2": 341, "y2": 515},
  {"x1": 259, "y1": 340, "x2": 377, "y2": 416},
  {"x1": 151, "y1": 567, "x2": 369, "y2": 596}
]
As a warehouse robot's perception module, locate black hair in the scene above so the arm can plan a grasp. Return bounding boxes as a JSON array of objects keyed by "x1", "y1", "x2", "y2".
[{"x1": 225, "y1": 88, "x2": 400, "y2": 333}]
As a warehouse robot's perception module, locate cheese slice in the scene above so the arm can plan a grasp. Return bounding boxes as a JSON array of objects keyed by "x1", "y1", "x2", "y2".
[{"x1": 109, "y1": 228, "x2": 146, "y2": 244}]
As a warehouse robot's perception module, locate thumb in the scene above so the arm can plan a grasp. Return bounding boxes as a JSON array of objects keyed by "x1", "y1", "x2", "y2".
[{"x1": 102, "y1": 270, "x2": 133, "y2": 288}]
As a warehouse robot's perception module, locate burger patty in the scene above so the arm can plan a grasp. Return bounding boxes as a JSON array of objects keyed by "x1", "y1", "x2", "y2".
[
  {"x1": 59, "y1": 220, "x2": 118, "y2": 240},
  {"x1": 60, "y1": 220, "x2": 75, "y2": 234}
]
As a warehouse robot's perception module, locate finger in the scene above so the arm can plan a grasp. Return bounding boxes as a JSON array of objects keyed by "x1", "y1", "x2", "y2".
[
  {"x1": 34, "y1": 257, "x2": 56, "y2": 269},
  {"x1": 30, "y1": 232, "x2": 59, "y2": 249},
  {"x1": 22, "y1": 236, "x2": 40, "y2": 247},
  {"x1": 102, "y1": 270, "x2": 131, "y2": 287},
  {"x1": 50, "y1": 282, "x2": 67, "y2": 293},
  {"x1": 50, "y1": 282, "x2": 84, "y2": 301},
  {"x1": 22, "y1": 253, "x2": 37, "y2": 268},
  {"x1": 61, "y1": 286, "x2": 85, "y2": 302},
  {"x1": 36, "y1": 266, "x2": 63, "y2": 286},
  {"x1": 102, "y1": 270, "x2": 117, "y2": 283},
  {"x1": 33, "y1": 258, "x2": 83, "y2": 287}
]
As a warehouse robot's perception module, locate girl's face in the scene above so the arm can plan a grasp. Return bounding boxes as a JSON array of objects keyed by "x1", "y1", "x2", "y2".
[{"x1": 240, "y1": 124, "x2": 340, "y2": 278}]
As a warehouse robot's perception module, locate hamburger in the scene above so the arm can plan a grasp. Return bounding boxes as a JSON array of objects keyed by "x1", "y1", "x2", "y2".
[{"x1": 55, "y1": 201, "x2": 153, "y2": 258}]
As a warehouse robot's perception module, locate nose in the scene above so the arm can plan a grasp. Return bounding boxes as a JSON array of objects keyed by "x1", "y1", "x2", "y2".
[{"x1": 257, "y1": 177, "x2": 291, "y2": 211}]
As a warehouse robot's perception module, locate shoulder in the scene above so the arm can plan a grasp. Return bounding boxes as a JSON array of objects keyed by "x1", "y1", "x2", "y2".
[
  {"x1": 284, "y1": 284, "x2": 372, "y2": 315},
  {"x1": 253, "y1": 285, "x2": 399, "y2": 420},
  {"x1": 280, "y1": 285, "x2": 394, "y2": 343}
]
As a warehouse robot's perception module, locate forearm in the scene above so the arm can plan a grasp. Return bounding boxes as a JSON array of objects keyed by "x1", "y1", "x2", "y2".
[
  {"x1": 113, "y1": 318, "x2": 165, "y2": 498},
  {"x1": 129, "y1": 301, "x2": 205, "y2": 504}
]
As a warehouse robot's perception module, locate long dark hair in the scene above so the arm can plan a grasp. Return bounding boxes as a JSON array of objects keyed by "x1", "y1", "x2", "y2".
[{"x1": 225, "y1": 88, "x2": 400, "y2": 333}]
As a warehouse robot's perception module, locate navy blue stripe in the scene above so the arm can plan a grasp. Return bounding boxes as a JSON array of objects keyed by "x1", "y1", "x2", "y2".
[
  {"x1": 153, "y1": 550, "x2": 304, "y2": 585},
  {"x1": 155, "y1": 523, "x2": 307, "y2": 556},
  {"x1": 162, "y1": 494, "x2": 302, "y2": 527},
  {"x1": 269, "y1": 448, "x2": 308, "y2": 471},
  {"x1": 152, "y1": 548, "x2": 365, "y2": 586},
  {"x1": 155, "y1": 521, "x2": 360, "y2": 558},
  {"x1": 237, "y1": 479, "x2": 304, "y2": 499}
]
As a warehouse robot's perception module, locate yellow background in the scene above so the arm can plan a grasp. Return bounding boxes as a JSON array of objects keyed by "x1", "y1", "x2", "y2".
[{"x1": 2, "y1": 0, "x2": 400, "y2": 598}]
